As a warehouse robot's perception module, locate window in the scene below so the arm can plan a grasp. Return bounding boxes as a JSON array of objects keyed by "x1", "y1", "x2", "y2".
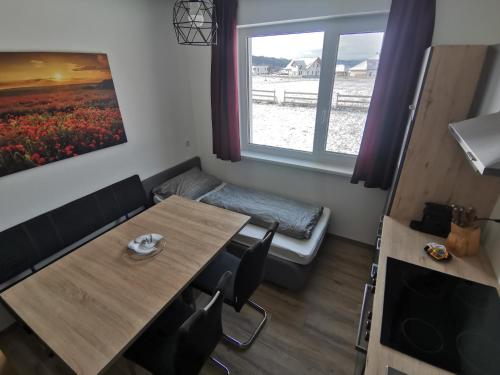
[
  {"x1": 326, "y1": 32, "x2": 384, "y2": 155},
  {"x1": 238, "y1": 14, "x2": 387, "y2": 172},
  {"x1": 249, "y1": 32, "x2": 324, "y2": 152}
]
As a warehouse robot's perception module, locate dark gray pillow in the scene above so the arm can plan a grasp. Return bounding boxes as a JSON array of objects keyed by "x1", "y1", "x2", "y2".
[{"x1": 152, "y1": 167, "x2": 221, "y2": 200}]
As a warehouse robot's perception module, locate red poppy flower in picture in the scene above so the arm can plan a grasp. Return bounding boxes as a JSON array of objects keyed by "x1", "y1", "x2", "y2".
[{"x1": 0, "y1": 52, "x2": 127, "y2": 177}]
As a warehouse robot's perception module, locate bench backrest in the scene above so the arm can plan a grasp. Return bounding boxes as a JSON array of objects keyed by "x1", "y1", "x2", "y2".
[
  {"x1": 0, "y1": 175, "x2": 146, "y2": 288},
  {"x1": 142, "y1": 156, "x2": 201, "y2": 205}
]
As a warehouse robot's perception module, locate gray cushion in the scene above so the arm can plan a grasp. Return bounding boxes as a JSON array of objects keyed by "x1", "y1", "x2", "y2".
[{"x1": 152, "y1": 167, "x2": 221, "y2": 200}]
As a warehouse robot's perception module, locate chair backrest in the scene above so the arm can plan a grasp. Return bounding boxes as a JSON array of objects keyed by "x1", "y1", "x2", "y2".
[
  {"x1": 174, "y1": 271, "x2": 232, "y2": 375},
  {"x1": 233, "y1": 222, "x2": 278, "y2": 312}
]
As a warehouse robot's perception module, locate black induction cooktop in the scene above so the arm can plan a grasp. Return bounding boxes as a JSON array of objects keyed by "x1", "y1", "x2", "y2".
[{"x1": 381, "y1": 257, "x2": 500, "y2": 374}]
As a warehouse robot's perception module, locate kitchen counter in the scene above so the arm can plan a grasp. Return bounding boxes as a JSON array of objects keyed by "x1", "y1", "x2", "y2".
[{"x1": 365, "y1": 216, "x2": 499, "y2": 375}]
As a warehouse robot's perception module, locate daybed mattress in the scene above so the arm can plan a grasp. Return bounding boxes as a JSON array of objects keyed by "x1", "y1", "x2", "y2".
[
  {"x1": 233, "y1": 207, "x2": 331, "y2": 266},
  {"x1": 154, "y1": 186, "x2": 330, "y2": 266},
  {"x1": 200, "y1": 183, "x2": 323, "y2": 240}
]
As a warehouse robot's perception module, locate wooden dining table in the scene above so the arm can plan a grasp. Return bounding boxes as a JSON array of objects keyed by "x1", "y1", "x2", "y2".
[{"x1": 1, "y1": 195, "x2": 250, "y2": 375}]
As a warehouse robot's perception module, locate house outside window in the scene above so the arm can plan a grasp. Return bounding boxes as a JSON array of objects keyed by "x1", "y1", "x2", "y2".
[{"x1": 238, "y1": 14, "x2": 387, "y2": 174}]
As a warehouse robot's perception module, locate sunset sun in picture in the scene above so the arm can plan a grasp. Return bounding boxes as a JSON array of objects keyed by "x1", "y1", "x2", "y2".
[
  {"x1": 0, "y1": 52, "x2": 113, "y2": 90},
  {"x1": 52, "y1": 72, "x2": 63, "y2": 81},
  {"x1": 0, "y1": 52, "x2": 127, "y2": 178}
]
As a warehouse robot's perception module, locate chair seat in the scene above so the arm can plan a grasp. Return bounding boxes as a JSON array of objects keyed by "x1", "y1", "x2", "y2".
[
  {"x1": 125, "y1": 299, "x2": 194, "y2": 374},
  {"x1": 193, "y1": 250, "x2": 240, "y2": 307}
]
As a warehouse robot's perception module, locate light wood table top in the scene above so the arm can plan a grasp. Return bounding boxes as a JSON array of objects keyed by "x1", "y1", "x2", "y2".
[
  {"x1": 1, "y1": 195, "x2": 249, "y2": 375},
  {"x1": 365, "y1": 216, "x2": 498, "y2": 375}
]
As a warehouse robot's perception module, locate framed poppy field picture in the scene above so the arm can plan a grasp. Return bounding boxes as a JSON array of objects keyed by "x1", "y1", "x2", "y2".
[{"x1": 0, "y1": 52, "x2": 127, "y2": 177}]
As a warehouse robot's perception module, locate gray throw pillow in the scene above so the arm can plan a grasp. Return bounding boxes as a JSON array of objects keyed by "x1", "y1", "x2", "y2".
[{"x1": 152, "y1": 167, "x2": 221, "y2": 200}]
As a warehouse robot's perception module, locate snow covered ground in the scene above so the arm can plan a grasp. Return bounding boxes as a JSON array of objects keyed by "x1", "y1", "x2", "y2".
[{"x1": 250, "y1": 76, "x2": 376, "y2": 155}]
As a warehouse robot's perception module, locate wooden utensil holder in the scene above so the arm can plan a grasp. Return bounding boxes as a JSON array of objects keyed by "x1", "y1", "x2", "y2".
[{"x1": 445, "y1": 223, "x2": 481, "y2": 257}]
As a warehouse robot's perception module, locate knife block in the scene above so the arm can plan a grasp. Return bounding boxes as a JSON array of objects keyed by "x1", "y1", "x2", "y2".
[{"x1": 445, "y1": 223, "x2": 481, "y2": 257}]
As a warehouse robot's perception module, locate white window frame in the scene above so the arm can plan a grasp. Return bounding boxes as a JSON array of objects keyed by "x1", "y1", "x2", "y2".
[{"x1": 237, "y1": 13, "x2": 388, "y2": 174}]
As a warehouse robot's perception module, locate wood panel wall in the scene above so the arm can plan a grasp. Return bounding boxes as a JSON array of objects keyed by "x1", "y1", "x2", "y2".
[{"x1": 390, "y1": 45, "x2": 500, "y2": 221}]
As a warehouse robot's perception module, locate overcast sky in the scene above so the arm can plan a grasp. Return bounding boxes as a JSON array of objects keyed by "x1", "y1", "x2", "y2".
[{"x1": 251, "y1": 31, "x2": 384, "y2": 61}]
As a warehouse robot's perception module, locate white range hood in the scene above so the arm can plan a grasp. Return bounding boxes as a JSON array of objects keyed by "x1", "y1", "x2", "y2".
[{"x1": 449, "y1": 111, "x2": 500, "y2": 176}]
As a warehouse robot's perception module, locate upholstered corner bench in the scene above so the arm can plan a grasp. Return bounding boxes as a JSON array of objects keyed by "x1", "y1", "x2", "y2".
[{"x1": 0, "y1": 175, "x2": 147, "y2": 292}]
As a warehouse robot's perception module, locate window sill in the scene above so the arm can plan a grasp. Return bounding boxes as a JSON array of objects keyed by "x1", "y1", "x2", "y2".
[{"x1": 241, "y1": 151, "x2": 354, "y2": 178}]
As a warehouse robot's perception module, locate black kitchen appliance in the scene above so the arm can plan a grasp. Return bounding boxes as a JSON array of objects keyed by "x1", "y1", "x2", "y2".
[
  {"x1": 381, "y1": 257, "x2": 500, "y2": 374},
  {"x1": 409, "y1": 202, "x2": 452, "y2": 238}
]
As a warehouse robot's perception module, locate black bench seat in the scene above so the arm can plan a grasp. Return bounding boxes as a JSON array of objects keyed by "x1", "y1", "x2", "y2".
[{"x1": 0, "y1": 175, "x2": 147, "y2": 291}]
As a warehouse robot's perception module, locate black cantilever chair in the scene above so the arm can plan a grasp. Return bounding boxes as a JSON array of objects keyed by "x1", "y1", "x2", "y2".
[
  {"x1": 125, "y1": 271, "x2": 233, "y2": 375},
  {"x1": 193, "y1": 222, "x2": 278, "y2": 350}
]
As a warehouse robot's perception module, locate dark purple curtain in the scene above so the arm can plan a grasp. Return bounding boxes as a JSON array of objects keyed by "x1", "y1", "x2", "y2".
[
  {"x1": 351, "y1": 0, "x2": 435, "y2": 189},
  {"x1": 211, "y1": 0, "x2": 241, "y2": 162}
]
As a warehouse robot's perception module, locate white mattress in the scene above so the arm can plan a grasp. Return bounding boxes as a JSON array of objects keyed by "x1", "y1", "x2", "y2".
[
  {"x1": 233, "y1": 207, "x2": 331, "y2": 266},
  {"x1": 154, "y1": 186, "x2": 330, "y2": 266}
]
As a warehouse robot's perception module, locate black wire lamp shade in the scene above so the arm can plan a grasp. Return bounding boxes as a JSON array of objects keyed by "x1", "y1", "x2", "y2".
[{"x1": 173, "y1": 0, "x2": 218, "y2": 46}]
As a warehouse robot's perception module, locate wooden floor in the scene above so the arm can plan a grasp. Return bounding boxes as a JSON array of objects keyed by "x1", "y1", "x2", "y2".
[{"x1": 0, "y1": 236, "x2": 372, "y2": 375}]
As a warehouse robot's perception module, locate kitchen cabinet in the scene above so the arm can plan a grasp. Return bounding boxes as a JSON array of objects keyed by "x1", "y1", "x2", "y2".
[
  {"x1": 364, "y1": 216, "x2": 498, "y2": 375},
  {"x1": 387, "y1": 45, "x2": 500, "y2": 222}
]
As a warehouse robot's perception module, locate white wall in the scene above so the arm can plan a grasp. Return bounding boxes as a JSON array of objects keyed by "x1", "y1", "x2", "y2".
[
  {"x1": 0, "y1": 0, "x2": 196, "y2": 329},
  {"x1": 0, "y1": 0, "x2": 196, "y2": 232},
  {"x1": 482, "y1": 197, "x2": 500, "y2": 284},
  {"x1": 238, "y1": 0, "x2": 500, "y2": 44},
  {"x1": 433, "y1": 0, "x2": 500, "y2": 45},
  {"x1": 237, "y1": 0, "x2": 391, "y2": 25}
]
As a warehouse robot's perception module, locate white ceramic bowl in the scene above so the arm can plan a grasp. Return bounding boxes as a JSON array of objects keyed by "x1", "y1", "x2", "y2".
[{"x1": 128, "y1": 233, "x2": 163, "y2": 255}]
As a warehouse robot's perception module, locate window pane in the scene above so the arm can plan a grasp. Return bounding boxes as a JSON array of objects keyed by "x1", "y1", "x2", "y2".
[
  {"x1": 249, "y1": 32, "x2": 324, "y2": 152},
  {"x1": 326, "y1": 32, "x2": 384, "y2": 155}
]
